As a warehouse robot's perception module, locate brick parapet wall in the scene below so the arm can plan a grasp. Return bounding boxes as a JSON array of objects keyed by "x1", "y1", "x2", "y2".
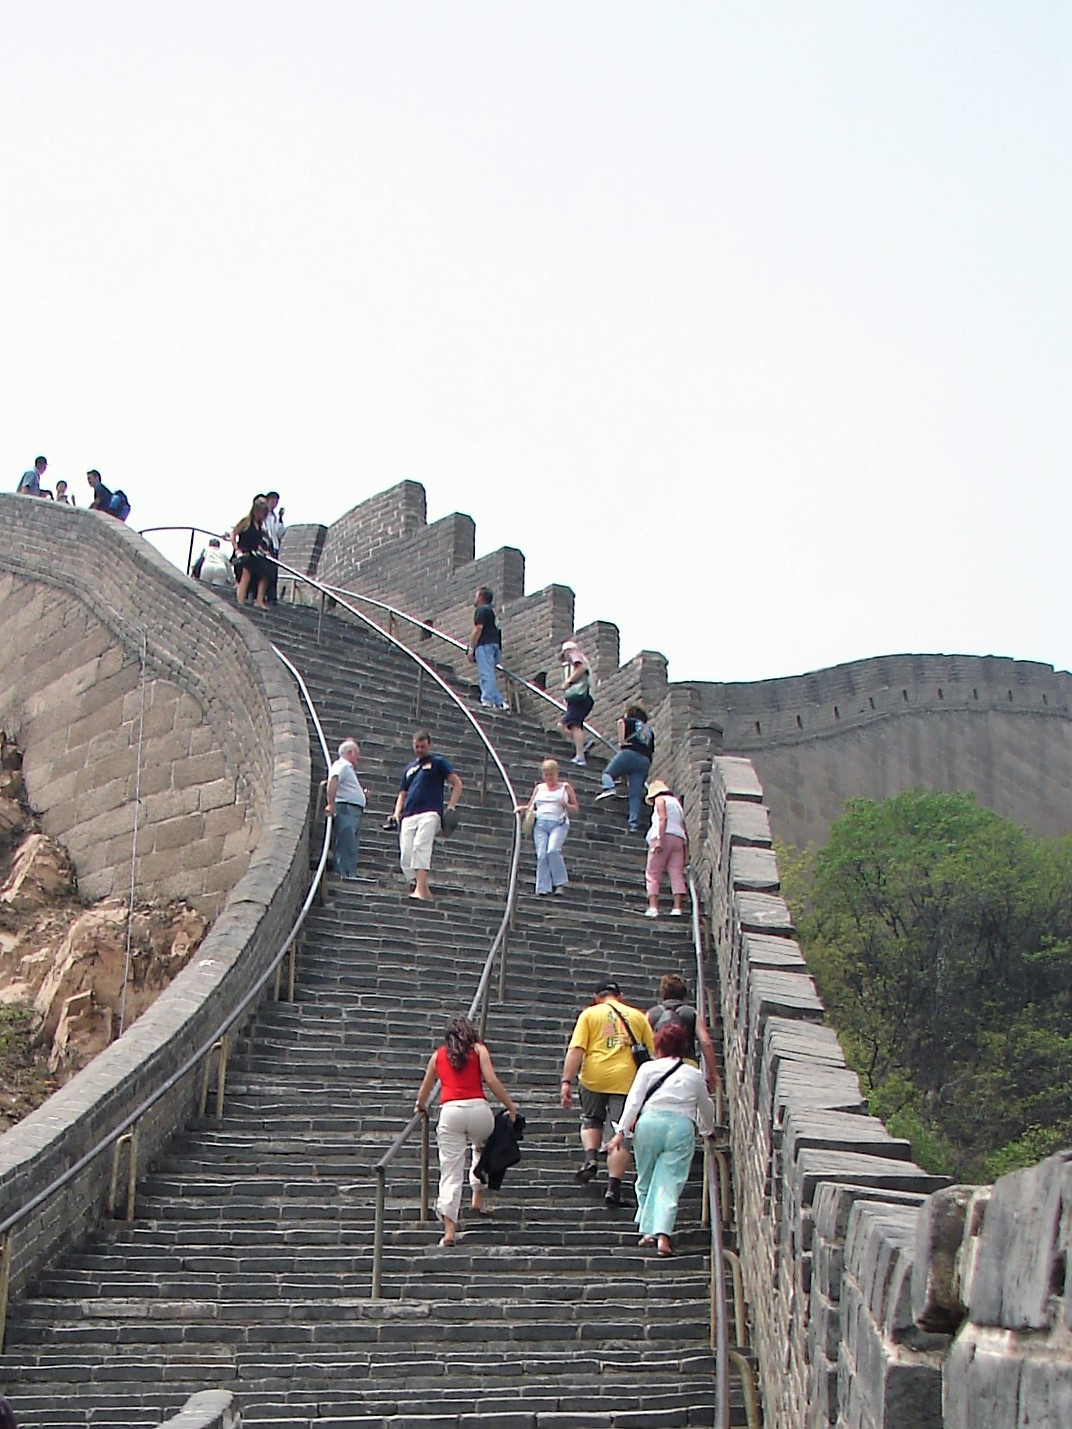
[
  {"x1": 0, "y1": 494, "x2": 312, "y2": 1310},
  {"x1": 316, "y1": 479, "x2": 427, "y2": 579},
  {"x1": 703, "y1": 754, "x2": 957, "y2": 1426}
]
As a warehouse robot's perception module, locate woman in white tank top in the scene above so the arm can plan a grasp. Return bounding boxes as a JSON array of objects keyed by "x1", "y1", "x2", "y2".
[{"x1": 515, "y1": 758, "x2": 580, "y2": 896}]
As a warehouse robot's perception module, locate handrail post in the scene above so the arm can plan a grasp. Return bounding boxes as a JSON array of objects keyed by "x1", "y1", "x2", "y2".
[
  {"x1": 702, "y1": 1140, "x2": 711, "y2": 1228},
  {"x1": 372, "y1": 1169, "x2": 386, "y2": 1299},
  {"x1": 478, "y1": 977, "x2": 490, "y2": 1040},
  {"x1": 420, "y1": 1116, "x2": 431, "y2": 1221},
  {"x1": 729, "y1": 1350, "x2": 762, "y2": 1429},
  {"x1": 415, "y1": 666, "x2": 423, "y2": 721},
  {"x1": 215, "y1": 1034, "x2": 229, "y2": 1119},
  {"x1": 497, "y1": 928, "x2": 508, "y2": 1003},
  {"x1": 481, "y1": 748, "x2": 489, "y2": 807},
  {"x1": 186, "y1": 528, "x2": 195, "y2": 576},
  {"x1": 108, "y1": 1129, "x2": 138, "y2": 1221},
  {"x1": 722, "y1": 1246, "x2": 748, "y2": 1348},
  {"x1": 0, "y1": 1234, "x2": 11, "y2": 1353},
  {"x1": 317, "y1": 588, "x2": 325, "y2": 646},
  {"x1": 287, "y1": 938, "x2": 298, "y2": 1002}
]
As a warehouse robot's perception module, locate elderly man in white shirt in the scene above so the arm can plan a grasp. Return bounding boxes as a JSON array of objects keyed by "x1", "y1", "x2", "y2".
[
  {"x1": 606, "y1": 1018, "x2": 714, "y2": 1258},
  {"x1": 325, "y1": 739, "x2": 367, "y2": 880}
]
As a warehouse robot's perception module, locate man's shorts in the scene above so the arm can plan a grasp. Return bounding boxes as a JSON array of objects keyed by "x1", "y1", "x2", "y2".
[{"x1": 579, "y1": 1086, "x2": 626, "y2": 1131}]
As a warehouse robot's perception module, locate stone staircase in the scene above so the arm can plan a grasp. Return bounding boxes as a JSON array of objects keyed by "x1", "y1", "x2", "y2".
[{"x1": 0, "y1": 601, "x2": 755, "y2": 1427}]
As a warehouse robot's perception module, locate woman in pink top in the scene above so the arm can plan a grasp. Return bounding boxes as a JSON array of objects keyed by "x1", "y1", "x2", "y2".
[{"x1": 415, "y1": 1016, "x2": 518, "y2": 1246}]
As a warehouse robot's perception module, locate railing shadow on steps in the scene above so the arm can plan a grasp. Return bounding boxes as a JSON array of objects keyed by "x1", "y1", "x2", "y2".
[{"x1": 0, "y1": 642, "x2": 335, "y2": 1356}]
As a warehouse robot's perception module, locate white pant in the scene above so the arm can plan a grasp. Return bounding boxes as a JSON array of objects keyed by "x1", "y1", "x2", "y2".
[
  {"x1": 435, "y1": 1098, "x2": 495, "y2": 1224},
  {"x1": 399, "y1": 810, "x2": 440, "y2": 876}
]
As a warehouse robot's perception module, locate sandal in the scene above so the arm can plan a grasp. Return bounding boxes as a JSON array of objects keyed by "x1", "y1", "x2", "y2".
[
  {"x1": 657, "y1": 1237, "x2": 675, "y2": 1258},
  {"x1": 638, "y1": 1235, "x2": 656, "y2": 1247}
]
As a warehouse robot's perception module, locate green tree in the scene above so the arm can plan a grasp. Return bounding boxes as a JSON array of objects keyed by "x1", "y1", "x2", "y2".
[{"x1": 782, "y1": 789, "x2": 1072, "y2": 1180}]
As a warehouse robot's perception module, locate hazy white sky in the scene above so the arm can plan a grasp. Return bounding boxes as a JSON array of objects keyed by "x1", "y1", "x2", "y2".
[{"x1": 4, "y1": 2, "x2": 1068, "y2": 683}]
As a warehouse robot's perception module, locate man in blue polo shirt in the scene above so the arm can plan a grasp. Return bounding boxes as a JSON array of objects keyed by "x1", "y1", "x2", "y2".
[{"x1": 390, "y1": 730, "x2": 463, "y2": 901}]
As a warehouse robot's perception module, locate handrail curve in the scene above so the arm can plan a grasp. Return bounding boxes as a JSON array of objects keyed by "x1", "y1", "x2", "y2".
[{"x1": 0, "y1": 640, "x2": 335, "y2": 1349}]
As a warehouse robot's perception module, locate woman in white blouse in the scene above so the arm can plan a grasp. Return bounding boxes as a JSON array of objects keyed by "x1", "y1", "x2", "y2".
[
  {"x1": 515, "y1": 758, "x2": 580, "y2": 896},
  {"x1": 606, "y1": 1020, "x2": 715, "y2": 1256}
]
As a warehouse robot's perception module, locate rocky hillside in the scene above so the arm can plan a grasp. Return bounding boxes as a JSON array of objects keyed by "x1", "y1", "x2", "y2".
[{"x1": 0, "y1": 733, "x2": 207, "y2": 1131}]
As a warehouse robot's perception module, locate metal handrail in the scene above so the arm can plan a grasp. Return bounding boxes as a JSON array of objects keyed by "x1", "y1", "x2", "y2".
[
  {"x1": 302, "y1": 573, "x2": 617, "y2": 756},
  {"x1": 0, "y1": 643, "x2": 334, "y2": 1349},
  {"x1": 689, "y1": 870, "x2": 759, "y2": 1429},
  {"x1": 139, "y1": 524, "x2": 236, "y2": 576},
  {"x1": 255, "y1": 558, "x2": 525, "y2": 1298},
  {"x1": 140, "y1": 523, "x2": 615, "y2": 754}
]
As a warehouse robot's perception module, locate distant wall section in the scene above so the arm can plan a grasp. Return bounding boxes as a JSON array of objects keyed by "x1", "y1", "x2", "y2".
[{"x1": 689, "y1": 655, "x2": 1072, "y2": 846}]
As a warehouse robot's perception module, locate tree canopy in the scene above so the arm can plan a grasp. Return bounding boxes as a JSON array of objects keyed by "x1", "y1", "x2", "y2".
[{"x1": 782, "y1": 789, "x2": 1072, "y2": 1181}]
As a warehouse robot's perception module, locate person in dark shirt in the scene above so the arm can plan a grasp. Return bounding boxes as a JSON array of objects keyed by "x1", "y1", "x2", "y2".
[
  {"x1": 467, "y1": 586, "x2": 507, "y2": 711},
  {"x1": 389, "y1": 730, "x2": 463, "y2": 900},
  {"x1": 596, "y1": 704, "x2": 655, "y2": 832},
  {"x1": 86, "y1": 469, "x2": 114, "y2": 512}
]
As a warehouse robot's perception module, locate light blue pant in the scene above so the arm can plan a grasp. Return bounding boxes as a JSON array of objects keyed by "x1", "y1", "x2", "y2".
[
  {"x1": 633, "y1": 1109, "x2": 697, "y2": 1238},
  {"x1": 601, "y1": 750, "x2": 651, "y2": 830},
  {"x1": 333, "y1": 803, "x2": 363, "y2": 879},
  {"x1": 475, "y1": 643, "x2": 506, "y2": 707},
  {"x1": 533, "y1": 815, "x2": 569, "y2": 894}
]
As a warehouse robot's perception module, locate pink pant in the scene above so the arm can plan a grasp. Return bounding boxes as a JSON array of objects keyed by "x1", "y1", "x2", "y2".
[{"x1": 646, "y1": 833, "x2": 687, "y2": 897}]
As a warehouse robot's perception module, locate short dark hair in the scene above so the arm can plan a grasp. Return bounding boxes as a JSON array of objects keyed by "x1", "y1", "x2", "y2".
[
  {"x1": 35, "y1": 455, "x2": 47, "y2": 467},
  {"x1": 266, "y1": 490, "x2": 280, "y2": 500},
  {"x1": 655, "y1": 1021, "x2": 690, "y2": 1059},
  {"x1": 626, "y1": 704, "x2": 648, "y2": 722},
  {"x1": 659, "y1": 974, "x2": 688, "y2": 1002},
  {"x1": 476, "y1": 586, "x2": 493, "y2": 604},
  {"x1": 86, "y1": 469, "x2": 101, "y2": 479}
]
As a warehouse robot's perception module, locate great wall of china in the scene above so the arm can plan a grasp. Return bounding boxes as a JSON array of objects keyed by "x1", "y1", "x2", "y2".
[{"x1": 2, "y1": 482, "x2": 1071, "y2": 1427}]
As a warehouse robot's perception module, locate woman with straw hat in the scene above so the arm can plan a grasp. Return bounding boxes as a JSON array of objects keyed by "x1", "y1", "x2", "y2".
[{"x1": 643, "y1": 779, "x2": 687, "y2": 918}]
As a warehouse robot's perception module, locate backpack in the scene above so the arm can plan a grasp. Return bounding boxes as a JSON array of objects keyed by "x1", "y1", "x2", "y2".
[
  {"x1": 652, "y1": 1000, "x2": 696, "y2": 1055},
  {"x1": 108, "y1": 490, "x2": 131, "y2": 521}
]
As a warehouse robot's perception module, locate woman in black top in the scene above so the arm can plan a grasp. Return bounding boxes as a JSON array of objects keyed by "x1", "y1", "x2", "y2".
[
  {"x1": 595, "y1": 704, "x2": 654, "y2": 832},
  {"x1": 230, "y1": 497, "x2": 272, "y2": 610}
]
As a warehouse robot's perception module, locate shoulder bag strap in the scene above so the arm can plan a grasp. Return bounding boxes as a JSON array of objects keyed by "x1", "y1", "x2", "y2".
[{"x1": 630, "y1": 1060, "x2": 685, "y2": 1128}]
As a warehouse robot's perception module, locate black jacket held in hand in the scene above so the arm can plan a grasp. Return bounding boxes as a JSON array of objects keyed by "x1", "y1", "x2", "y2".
[{"x1": 474, "y1": 1109, "x2": 526, "y2": 1190}]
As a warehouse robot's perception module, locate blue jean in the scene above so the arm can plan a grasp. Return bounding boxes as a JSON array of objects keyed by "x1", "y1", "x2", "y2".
[
  {"x1": 533, "y1": 815, "x2": 569, "y2": 894},
  {"x1": 475, "y1": 643, "x2": 506, "y2": 707},
  {"x1": 601, "y1": 750, "x2": 651, "y2": 830},
  {"x1": 333, "y1": 803, "x2": 363, "y2": 878},
  {"x1": 633, "y1": 1109, "x2": 697, "y2": 1238}
]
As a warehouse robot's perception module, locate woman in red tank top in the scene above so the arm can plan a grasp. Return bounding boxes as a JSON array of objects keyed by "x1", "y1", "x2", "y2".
[{"x1": 416, "y1": 1016, "x2": 518, "y2": 1246}]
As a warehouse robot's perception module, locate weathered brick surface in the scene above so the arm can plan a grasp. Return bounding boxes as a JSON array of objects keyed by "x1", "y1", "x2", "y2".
[{"x1": 0, "y1": 494, "x2": 312, "y2": 1321}]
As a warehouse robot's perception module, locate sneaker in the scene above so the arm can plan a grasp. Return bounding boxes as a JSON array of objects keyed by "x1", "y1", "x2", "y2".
[
  {"x1": 627, "y1": 824, "x2": 640, "y2": 833},
  {"x1": 669, "y1": 908, "x2": 684, "y2": 917},
  {"x1": 604, "y1": 1188, "x2": 623, "y2": 1207},
  {"x1": 594, "y1": 789, "x2": 617, "y2": 802},
  {"x1": 575, "y1": 1160, "x2": 598, "y2": 1184},
  {"x1": 582, "y1": 736, "x2": 596, "y2": 752},
  {"x1": 644, "y1": 908, "x2": 659, "y2": 918},
  {"x1": 570, "y1": 756, "x2": 587, "y2": 766}
]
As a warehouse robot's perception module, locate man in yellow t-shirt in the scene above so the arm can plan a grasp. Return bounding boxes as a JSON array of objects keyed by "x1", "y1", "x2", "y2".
[{"x1": 560, "y1": 977, "x2": 655, "y2": 1207}]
